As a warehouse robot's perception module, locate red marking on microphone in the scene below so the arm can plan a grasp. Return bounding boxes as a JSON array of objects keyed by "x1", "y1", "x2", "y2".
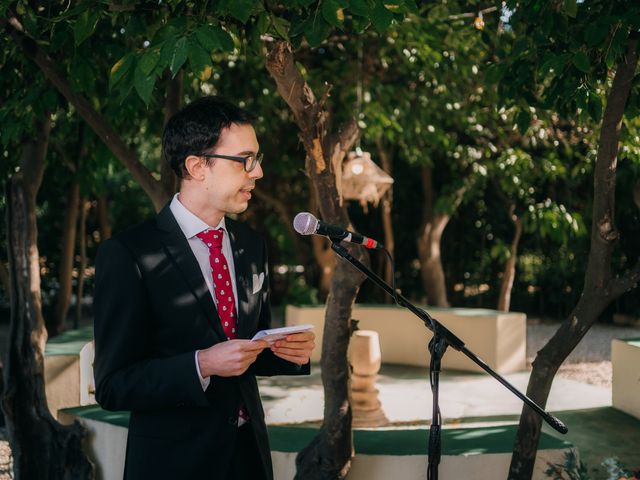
[{"x1": 366, "y1": 238, "x2": 375, "y2": 249}]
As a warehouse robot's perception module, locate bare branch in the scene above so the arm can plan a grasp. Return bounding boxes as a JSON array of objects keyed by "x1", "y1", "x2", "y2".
[{"x1": 265, "y1": 41, "x2": 319, "y2": 144}]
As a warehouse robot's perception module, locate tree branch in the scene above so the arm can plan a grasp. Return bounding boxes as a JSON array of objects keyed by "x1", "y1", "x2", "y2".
[
  {"x1": 0, "y1": 262, "x2": 10, "y2": 298},
  {"x1": 584, "y1": 33, "x2": 638, "y2": 290},
  {"x1": 2, "y1": 14, "x2": 167, "y2": 210},
  {"x1": 265, "y1": 41, "x2": 324, "y2": 158},
  {"x1": 610, "y1": 258, "x2": 640, "y2": 299},
  {"x1": 19, "y1": 116, "x2": 51, "y2": 202}
]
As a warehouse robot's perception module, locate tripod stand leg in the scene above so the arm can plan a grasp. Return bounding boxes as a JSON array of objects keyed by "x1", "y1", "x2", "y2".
[{"x1": 427, "y1": 334, "x2": 447, "y2": 480}]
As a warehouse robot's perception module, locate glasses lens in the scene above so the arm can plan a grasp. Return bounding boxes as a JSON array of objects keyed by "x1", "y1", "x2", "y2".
[{"x1": 245, "y1": 153, "x2": 263, "y2": 172}]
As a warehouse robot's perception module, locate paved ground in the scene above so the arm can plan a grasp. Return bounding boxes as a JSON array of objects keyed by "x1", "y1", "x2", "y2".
[{"x1": 259, "y1": 319, "x2": 640, "y2": 479}]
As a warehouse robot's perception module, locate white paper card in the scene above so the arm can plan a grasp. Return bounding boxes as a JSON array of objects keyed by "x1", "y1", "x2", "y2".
[{"x1": 251, "y1": 324, "x2": 314, "y2": 344}]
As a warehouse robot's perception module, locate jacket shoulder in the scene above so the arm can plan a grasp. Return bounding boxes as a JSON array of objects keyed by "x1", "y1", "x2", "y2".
[{"x1": 98, "y1": 219, "x2": 159, "y2": 258}]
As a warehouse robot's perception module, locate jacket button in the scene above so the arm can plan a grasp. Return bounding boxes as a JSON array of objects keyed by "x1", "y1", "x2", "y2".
[{"x1": 228, "y1": 416, "x2": 238, "y2": 426}]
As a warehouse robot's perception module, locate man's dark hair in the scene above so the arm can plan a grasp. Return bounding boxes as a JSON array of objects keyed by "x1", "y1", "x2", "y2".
[{"x1": 162, "y1": 96, "x2": 255, "y2": 179}]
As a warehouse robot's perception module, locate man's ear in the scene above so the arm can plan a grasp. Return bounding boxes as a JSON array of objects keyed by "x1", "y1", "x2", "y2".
[{"x1": 184, "y1": 155, "x2": 205, "y2": 180}]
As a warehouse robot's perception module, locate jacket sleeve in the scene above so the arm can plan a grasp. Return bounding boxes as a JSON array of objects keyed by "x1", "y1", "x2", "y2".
[
  {"x1": 93, "y1": 238, "x2": 210, "y2": 412},
  {"x1": 250, "y1": 239, "x2": 310, "y2": 377}
]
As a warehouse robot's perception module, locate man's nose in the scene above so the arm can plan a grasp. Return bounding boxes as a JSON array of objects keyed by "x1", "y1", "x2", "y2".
[{"x1": 249, "y1": 161, "x2": 264, "y2": 180}]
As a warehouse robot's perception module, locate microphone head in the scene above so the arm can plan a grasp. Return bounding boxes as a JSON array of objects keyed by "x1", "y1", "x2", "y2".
[{"x1": 293, "y1": 212, "x2": 318, "y2": 235}]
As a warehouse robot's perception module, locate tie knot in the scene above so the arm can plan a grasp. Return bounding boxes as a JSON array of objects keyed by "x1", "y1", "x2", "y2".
[{"x1": 196, "y1": 228, "x2": 224, "y2": 249}]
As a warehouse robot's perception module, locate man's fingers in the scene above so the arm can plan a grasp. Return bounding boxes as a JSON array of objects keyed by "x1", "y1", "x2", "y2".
[
  {"x1": 273, "y1": 351, "x2": 308, "y2": 365},
  {"x1": 271, "y1": 345, "x2": 313, "y2": 357},
  {"x1": 284, "y1": 332, "x2": 315, "y2": 342},
  {"x1": 274, "y1": 340, "x2": 315, "y2": 351},
  {"x1": 243, "y1": 340, "x2": 269, "y2": 350}
]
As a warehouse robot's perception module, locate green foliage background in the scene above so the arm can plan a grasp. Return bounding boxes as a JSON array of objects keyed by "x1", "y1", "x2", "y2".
[{"x1": 1, "y1": 0, "x2": 639, "y2": 321}]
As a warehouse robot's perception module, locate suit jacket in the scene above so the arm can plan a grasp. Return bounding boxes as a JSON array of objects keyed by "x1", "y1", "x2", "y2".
[{"x1": 93, "y1": 204, "x2": 309, "y2": 479}]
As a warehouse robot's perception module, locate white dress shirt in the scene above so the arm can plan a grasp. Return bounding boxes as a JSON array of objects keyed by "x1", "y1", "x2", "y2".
[{"x1": 169, "y1": 193, "x2": 239, "y2": 390}]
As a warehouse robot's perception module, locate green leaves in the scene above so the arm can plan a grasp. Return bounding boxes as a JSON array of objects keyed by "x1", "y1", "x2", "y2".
[
  {"x1": 73, "y1": 10, "x2": 99, "y2": 45},
  {"x1": 321, "y1": 0, "x2": 344, "y2": 28},
  {"x1": 133, "y1": 48, "x2": 162, "y2": 106},
  {"x1": 138, "y1": 48, "x2": 160, "y2": 76},
  {"x1": 564, "y1": 0, "x2": 578, "y2": 18},
  {"x1": 371, "y1": 1, "x2": 394, "y2": 33},
  {"x1": 271, "y1": 16, "x2": 291, "y2": 40},
  {"x1": 349, "y1": 0, "x2": 370, "y2": 17},
  {"x1": 584, "y1": 22, "x2": 610, "y2": 47},
  {"x1": 194, "y1": 25, "x2": 234, "y2": 52},
  {"x1": 109, "y1": 53, "x2": 135, "y2": 91},
  {"x1": 541, "y1": 53, "x2": 567, "y2": 75},
  {"x1": 187, "y1": 39, "x2": 213, "y2": 81},
  {"x1": 169, "y1": 37, "x2": 188, "y2": 78},
  {"x1": 304, "y1": 16, "x2": 332, "y2": 47},
  {"x1": 515, "y1": 110, "x2": 532, "y2": 133},
  {"x1": 572, "y1": 51, "x2": 590, "y2": 73},
  {"x1": 71, "y1": 56, "x2": 96, "y2": 93},
  {"x1": 485, "y1": 64, "x2": 506, "y2": 84},
  {"x1": 134, "y1": 62, "x2": 156, "y2": 106},
  {"x1": 224, "y1": 0, "x2": 255, "y2": 24},
  {"x1": 159, "y1": 36, "x2": 179, "y2": 72},
  {"x1": 587, "y1": 93, "x2": 603, "y2": 122}
]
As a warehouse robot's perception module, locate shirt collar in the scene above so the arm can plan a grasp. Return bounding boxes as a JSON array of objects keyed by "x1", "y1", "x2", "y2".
[{"x1": 169, "y1": 193, "x2": 226, "y2": 239}]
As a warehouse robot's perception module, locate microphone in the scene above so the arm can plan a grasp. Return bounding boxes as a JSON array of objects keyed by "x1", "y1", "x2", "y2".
[{"x1": 293, "y1": 212, "x2": 383, "y2": 250}]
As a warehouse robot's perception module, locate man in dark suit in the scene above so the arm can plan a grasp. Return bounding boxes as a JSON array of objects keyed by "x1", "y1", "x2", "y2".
[{"x1": 93, "y1": 96, "x2": 315, "y2": 480}]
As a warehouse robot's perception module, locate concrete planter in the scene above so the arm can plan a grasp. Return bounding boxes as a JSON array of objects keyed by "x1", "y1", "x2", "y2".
[
  {"x1": 286, "y1": 305, "x2": 527, "y2": 373},
  {"x1": 60, "y1": 406, "x2": 573, "y2": 480},
  {"x1": 44, "y1": 325, "x2": 95, "y2": 418},
  {"x1": 612, "y1": 337, "x2": 640, "y2": 419}
]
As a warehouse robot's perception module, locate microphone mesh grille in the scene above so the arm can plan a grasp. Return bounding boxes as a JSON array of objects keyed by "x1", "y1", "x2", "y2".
[{"x1": 293, "y1": 212, "x2": 317, "y2": 235}]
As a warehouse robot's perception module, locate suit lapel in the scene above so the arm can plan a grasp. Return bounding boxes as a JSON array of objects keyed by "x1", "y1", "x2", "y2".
[
  {"x1": 156, "y1": 205, "x2": 227, "y2": 341},
  {"x1": 226, "y1": 220, "x2": 253, "y2": 339}
]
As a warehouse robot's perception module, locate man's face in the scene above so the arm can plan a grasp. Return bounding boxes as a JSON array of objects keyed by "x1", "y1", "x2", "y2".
[{"x1": 201, "y1": 123, "x2": 263, "y2": 216}]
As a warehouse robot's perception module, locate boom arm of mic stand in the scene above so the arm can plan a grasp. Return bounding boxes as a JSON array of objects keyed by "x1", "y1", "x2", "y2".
[{"x1": 330, "y1": 241, "x2": 568, "y2": 434}]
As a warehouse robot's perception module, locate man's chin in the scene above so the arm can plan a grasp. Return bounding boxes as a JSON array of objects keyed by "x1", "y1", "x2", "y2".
[{"x1": 229, "y1": 202, "x2": 249, "y2": 215}]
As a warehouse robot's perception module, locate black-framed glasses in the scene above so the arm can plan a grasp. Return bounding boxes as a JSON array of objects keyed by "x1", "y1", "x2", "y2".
[{"x1": 199, "y1": 152, "x2": 263, "y2": 172}]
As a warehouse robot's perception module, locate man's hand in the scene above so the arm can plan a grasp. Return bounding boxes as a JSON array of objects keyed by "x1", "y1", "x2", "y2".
[
  {"x1": 198, "y1": 339, "x2": 269, "y2": 377},
  {"x1": 270, "y1": 331, "x2": 316, "y2": 365}
]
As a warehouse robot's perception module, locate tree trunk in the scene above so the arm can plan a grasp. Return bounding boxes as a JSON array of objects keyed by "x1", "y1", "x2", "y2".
[
  {"x1": 376, "y1": 138, "x2": 395, "y2": 297},
  {"x1": 311, "y1": 235, "x2": 336, "y2": 297},
  {"x1": 96, "y1": 195, "x2": 112, "y2": 241},
  {"x1": 50, "y1": 180, "x2": 80, "y2": 336},
  {"x1": 508, "y1": 33, "x2": 640, "y2": 480},
  {"x1": 416, "y1": 166, "x2": 450, "y2": 306},
  {"x1": 308, "y1": 189, "x2": 336, "y2": 299},
  {"x1": 3, "y1": 15, "x2": 169, "y2": 210},
  {"x1": 497, "y1": 205, "x2": 522, "y2": 312},
  {"x1": 75, "y1": 198, "x2": 91, "y2": 329},
  {"x1": 0, "y1": 262, "x2": 9, "y2": 301},
  {"x1": 266, "y1": 41, "x2": 366, "y2": 480},
  {"x1": 2, "y1": 118, "x2": 93, "y2": 479}
]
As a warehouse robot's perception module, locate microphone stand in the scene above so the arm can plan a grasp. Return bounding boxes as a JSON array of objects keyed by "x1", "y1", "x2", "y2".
[{"x1": 329, "y1": 241, "x2": 567, "y2": 480}]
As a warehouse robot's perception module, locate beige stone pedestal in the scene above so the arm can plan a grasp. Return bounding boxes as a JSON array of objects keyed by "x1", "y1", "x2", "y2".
[{"x1": 349, "y1": 330, "x2": 388, "y2": 427}]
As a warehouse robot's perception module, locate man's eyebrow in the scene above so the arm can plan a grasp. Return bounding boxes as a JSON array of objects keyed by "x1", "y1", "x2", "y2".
[{"x1": 235, "y1": 150, "x2": 258, "y2": 155}]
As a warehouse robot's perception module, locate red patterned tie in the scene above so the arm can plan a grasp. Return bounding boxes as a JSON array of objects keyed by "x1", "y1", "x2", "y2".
[
  {"x1": 196, "y1": 228, "x2": 248, "y2": 423},
  {"x1": 196, "y1": 229, "x2": 238, "y2": 339}
]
